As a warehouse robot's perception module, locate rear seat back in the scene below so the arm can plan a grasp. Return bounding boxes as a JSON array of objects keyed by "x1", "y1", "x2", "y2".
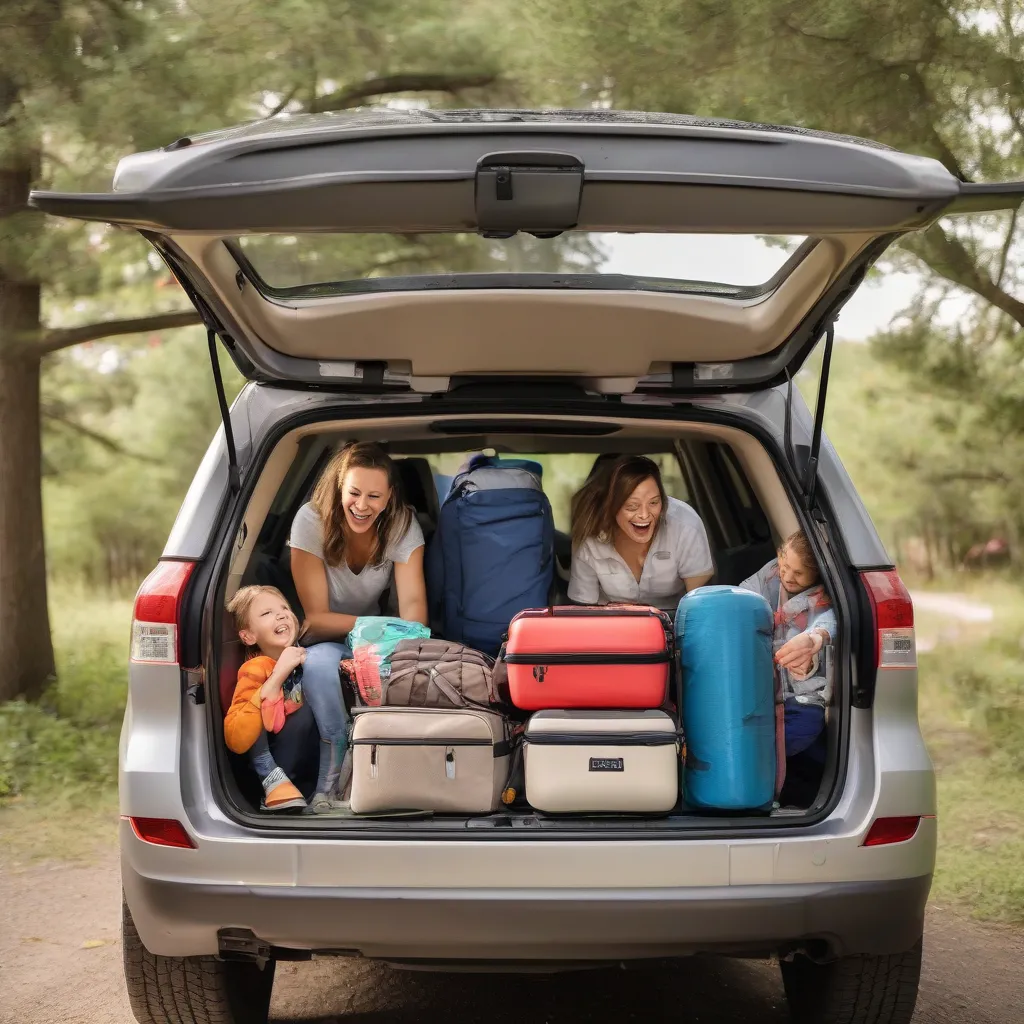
[{"x1": 395, "y1": 457, "x2": 441, "y2": 541}]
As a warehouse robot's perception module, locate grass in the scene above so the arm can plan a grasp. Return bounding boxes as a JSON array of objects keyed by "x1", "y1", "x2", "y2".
[
  {"x1": 1, "y1": 579, "x2": 1023, "y2": 923},
  {"x1": 0, "y1": 587, "x2": 132, "y2": 863},
  {"x1": 914, "y1": 578, "x2": 1024, "y2": 924}
]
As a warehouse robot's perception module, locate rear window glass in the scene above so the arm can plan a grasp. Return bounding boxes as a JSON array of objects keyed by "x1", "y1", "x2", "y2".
[
  {"x1": 422, "y1": 452, "x2": 687, "y2": 534},
  {"x1": 230, "y1": 232, "x2": 807, "y2": 299}
]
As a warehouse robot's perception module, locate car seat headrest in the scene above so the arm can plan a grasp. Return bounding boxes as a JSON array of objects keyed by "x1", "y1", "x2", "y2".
[{"x1": 395, "y1": 457, "x2": 440, "y2": 526}]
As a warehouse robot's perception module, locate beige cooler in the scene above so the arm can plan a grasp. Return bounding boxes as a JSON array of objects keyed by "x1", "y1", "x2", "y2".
[
  {"x1": 524, "y1": 709, "x2": 680, "y2": 814},
  {"x1": 350, "y1": 706, "x2": 511, "y2": 815}
]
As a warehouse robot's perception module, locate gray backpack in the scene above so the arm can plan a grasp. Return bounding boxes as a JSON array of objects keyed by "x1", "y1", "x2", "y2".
[{"x1": 384, "y1": 639, "x2": 498, "y2": 709}]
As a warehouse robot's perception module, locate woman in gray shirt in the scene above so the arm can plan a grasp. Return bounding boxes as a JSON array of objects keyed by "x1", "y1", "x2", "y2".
[{"x1": 290, "y1": 442, "x2": 427, "y2": 811}]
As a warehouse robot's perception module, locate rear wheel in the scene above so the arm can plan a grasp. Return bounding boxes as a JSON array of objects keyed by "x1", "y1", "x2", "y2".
[
  {"x1": 780, "y1": 940, "x2": 922, "y2": 1024},
  {"x1": 122, "y1": 898, "x2": 275, "y2": 1024}
]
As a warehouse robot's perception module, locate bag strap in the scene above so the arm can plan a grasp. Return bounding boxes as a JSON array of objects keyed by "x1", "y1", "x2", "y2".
[{"x1": 427, "y1": 666, "x2": 468, "y2": 709}]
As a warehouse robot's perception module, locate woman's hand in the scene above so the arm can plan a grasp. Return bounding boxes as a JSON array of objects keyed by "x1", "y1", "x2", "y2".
[{"x1": 775, "y1": 630, "x2": 824, "y2": 679}]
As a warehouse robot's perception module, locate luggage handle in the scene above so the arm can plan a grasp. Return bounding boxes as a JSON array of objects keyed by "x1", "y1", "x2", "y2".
[
  {"x1": 533, "y1": 605, "x2": 666, "y2": 619},
  {"x1": 513, "y1": 606, "x2": 676, "y2": 655}
]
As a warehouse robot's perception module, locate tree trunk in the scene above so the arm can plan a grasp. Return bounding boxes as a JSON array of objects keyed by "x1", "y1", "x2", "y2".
[{"x1": 0, "y1": 160, "x2": 55, "y2": 703}]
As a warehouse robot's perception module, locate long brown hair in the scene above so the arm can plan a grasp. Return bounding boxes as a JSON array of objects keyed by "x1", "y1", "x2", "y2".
[
  {"x1": 571, "y1": 455, "x2": 669, "y2": 550},
  {"x1": 310, "y1": 442, "x2": 412, "y2": 569}
]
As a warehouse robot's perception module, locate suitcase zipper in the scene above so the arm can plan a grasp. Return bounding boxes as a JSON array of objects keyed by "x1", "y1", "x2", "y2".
[
  {"x1": 503, "y1": 651, "x2": 670, "y2": 666},
  {"x1": 353, "y1": 737, "x2": 494, "y2": 746},
  {"x1": 524, "y1": 731, "x2": 679, "y2": 746}
]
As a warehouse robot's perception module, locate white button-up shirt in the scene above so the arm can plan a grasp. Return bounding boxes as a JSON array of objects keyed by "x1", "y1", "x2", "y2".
[{"x1": 567, "y1": 497, "x2": 714, "y2": 613}]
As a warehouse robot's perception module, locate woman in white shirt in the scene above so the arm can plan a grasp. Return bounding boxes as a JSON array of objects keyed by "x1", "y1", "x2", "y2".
[
  {"x1": 567, "y1": 455, "x2": 714, "y2": 613},
  {"x1": 290, "y1": 442, "x2": 427, "y2": 811}
]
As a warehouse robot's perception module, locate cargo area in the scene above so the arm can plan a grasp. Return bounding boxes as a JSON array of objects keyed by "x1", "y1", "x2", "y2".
[{"x1": 204, "y1": 409, "x2": 845, "y2": 834}]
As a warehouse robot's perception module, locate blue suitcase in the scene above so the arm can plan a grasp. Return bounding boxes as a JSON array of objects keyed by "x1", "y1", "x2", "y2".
[{"x1": 675, "y1": 586, "x2": 777, "y2": 811}]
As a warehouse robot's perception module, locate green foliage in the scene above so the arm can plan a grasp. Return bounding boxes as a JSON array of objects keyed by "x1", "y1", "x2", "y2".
[
  {"x1": 816, "y1": 337, "x2": 1024, "y2": 568},
  {"x1": 917, "y1": 602, "x2": 1024, "y2": 923},
  {"x1": 924, "y1": 617, "x2": 1024, "y2": 773},
  {"x1": 0, "y1": 593, "x2": 132, "y2": 801},
  {"x1": 43, "y1": 327, "x2": 244, "y2": 587}
]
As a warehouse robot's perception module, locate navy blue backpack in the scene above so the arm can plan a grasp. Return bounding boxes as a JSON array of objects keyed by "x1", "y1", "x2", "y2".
[{"x1": 426, "y1": 457, "x2": 554, "y2": 656}]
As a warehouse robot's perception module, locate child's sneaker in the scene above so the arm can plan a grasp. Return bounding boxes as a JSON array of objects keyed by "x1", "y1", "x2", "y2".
[{"x1": 261, "y1": 773, "x2": 306, "y2": 812}]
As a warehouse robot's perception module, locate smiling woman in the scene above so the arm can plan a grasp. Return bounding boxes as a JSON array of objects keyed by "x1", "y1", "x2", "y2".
[
  {"x1": 568, "y1": 454, "x2": 714, "y2": 612},
  {"x1": 287, "y1": 442, "x2": 428, "y2": 812}
]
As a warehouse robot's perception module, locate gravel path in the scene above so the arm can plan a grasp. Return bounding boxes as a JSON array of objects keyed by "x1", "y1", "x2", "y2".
[{"x1": 2, "y1": 851, "x2": 1021, "y2": 1023}]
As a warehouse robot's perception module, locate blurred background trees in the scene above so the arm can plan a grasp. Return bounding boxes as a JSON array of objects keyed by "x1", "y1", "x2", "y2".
[{"x1": 3, "y1": 0, "x2": 1024, "y2": 702}]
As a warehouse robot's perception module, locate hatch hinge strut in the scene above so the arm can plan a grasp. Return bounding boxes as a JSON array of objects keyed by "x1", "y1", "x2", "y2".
[
  {"x1": 783, "y1": 320, "x2": 835, "y2": 509},
  {"x1": 207, "y1": 328, "x2": 241, "y2": 495},
  {"x1": 803, "y1": 320, "x2": 835, "y2": 509}
]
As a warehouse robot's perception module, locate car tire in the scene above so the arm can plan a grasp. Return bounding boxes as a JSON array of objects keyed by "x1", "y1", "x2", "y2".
[
  {"x1": 122, "y1": 898, "x2": 276, "y2": 1024},
  {"x1": 780, "y1": 939, "x2": 923, "y2": 1024}
]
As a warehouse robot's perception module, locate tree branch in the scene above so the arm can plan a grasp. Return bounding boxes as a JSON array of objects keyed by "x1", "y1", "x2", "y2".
[
  {"x1": 265, "y1": 85, "x2": 299, "y2": 118},
  {"x1": 42, "y1": 406, "x2": 161, "y2": 463},
  {"x1": 34, "y1": 309, "x2": 202, "y2": 356},
  {"x1": 897, "y1": 226, "x2": 1024, "y2": 330},
  {"x1": 309, "y1": 72, "x2": 498, "y2": 113}
]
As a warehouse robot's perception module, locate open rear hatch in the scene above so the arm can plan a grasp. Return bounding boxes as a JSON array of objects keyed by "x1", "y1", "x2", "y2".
[{"x1": 30, "y1": 108, "x2": 1024, "y2": 394}]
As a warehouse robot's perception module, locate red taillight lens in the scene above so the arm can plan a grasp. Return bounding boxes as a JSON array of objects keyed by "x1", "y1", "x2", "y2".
[
  {"x1": 862, "y1": 815, "x2": 928, "y2": 847},
  {"x1": 130, "y1": 560, "x2": 195, "y2": 664},
  {"x1": 859, "y1": 569, "x2": 916, "y2": 670},
  {"x1": 125, "y1": 816, "x2": 196, "y2": 849}
]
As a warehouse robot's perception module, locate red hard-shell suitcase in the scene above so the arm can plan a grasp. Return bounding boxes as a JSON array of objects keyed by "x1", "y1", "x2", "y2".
[{"x1": 502, "y1": 605, "x2": 673, "y2": 711}]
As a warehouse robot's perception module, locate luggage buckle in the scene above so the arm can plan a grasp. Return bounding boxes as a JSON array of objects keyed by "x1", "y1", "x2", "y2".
[{"x1": 533, "y1": 665, "x2": 547, "y2": 682}]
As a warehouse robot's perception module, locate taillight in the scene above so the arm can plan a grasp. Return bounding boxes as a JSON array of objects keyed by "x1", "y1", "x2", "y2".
[
  {"x1": 125, "y1": 816, "x2": 196, "y2": 849},
  {"x1": 862, "y1": 815, "x2": 931, "y2": 847},
  {"x1": 130, "y1": 560, "x2": 195, "y2": 665},
  {"x1": 859, "y1": 569, "x2": 916, "y2": 670}
]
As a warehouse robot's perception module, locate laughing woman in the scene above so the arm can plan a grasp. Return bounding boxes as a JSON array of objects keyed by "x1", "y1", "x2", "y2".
[
  {"x1": 568, "y1": 455, "x2": 714, "y2": 612},
  {"x1": 290, "y1": 442, "x2": 427, "y2": 812}
]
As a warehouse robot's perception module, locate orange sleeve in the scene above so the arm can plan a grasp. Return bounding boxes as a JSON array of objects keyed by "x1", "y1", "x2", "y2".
[{"x1": 223, "y1": 657, "x2": 273, "y2": 754}]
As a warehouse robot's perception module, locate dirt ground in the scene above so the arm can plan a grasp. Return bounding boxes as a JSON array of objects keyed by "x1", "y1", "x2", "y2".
[{"x1": 1, "y1": 849, "x2": 1022, "y2": 1024}]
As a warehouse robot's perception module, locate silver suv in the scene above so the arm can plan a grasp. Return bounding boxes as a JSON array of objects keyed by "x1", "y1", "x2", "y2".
[{"x1": 36, "y1": 109, "x2": 1012, "y2": 1024}]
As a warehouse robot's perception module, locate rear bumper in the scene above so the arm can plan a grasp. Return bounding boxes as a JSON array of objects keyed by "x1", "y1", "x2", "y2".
[{"x1": 123, "y1": 863, "x2": 931, "y2": 963}]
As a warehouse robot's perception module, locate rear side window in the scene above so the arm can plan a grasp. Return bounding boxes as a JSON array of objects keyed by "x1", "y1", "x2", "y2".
[{"x1": 705, "y1": 444, "x2": 772, "y2": 546}]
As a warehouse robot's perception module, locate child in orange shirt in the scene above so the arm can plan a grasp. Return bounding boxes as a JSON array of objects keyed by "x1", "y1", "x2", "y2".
[{"x1": 224, "y1": 585, "x2": 318, "y2": 811}]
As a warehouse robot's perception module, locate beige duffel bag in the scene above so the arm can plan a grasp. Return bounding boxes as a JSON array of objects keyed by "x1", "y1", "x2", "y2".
[{"x1": 350, "y1": 706, "x2": 512, "y2": 815}]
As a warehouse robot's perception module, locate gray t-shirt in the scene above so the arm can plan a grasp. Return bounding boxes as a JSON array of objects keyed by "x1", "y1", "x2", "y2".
[{"x1": 289, "y1": 503, "x2": 425, "y2": 617}]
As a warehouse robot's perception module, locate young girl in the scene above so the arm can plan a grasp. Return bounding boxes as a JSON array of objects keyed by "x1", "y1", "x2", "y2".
[
  {"x1": 290, "y1": 442, "x2": 428, "y2": 812},
  {"x1": 224, "y1": 585, "x2": 318, "y2": 812},
  {"x1": 740, "y1": 530, "x2": 836, "y2": 759},
  {"x1": 568, "y1": 455, "x2": 714, "y2": 613}
]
